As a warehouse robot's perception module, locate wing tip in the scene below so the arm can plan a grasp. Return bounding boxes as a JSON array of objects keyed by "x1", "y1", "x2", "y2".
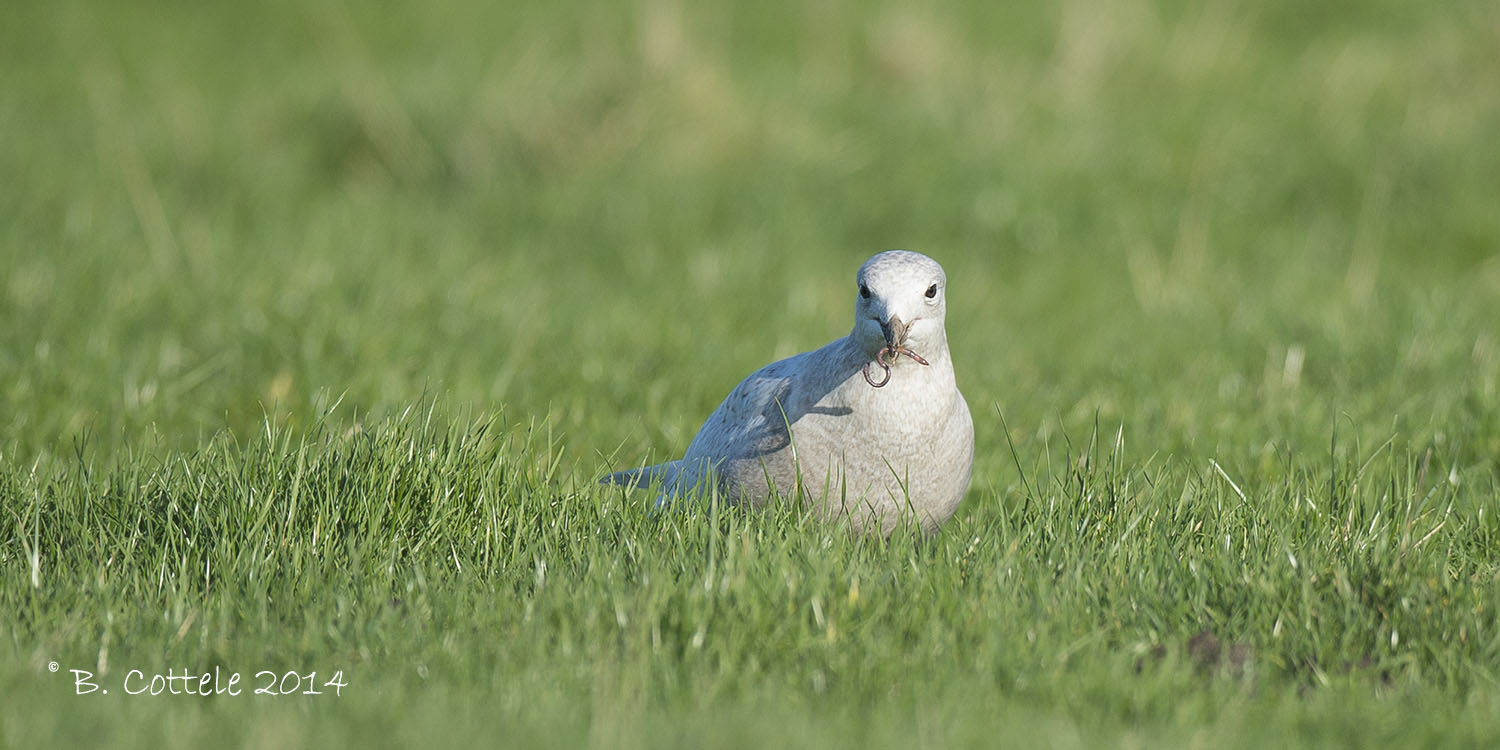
[{"x1": 599, "y1": 463, "x2": 676, "y2": 490}]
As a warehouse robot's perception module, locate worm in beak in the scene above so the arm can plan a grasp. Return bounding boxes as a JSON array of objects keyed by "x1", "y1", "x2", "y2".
[{"x1": 863, "y1": 316, "x2": 929, "y2": 387}]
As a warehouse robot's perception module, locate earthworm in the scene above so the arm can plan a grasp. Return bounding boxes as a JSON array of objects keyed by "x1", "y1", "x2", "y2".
[{"x1": 862, "y1": 346, "x2": 930, "y2": 388}]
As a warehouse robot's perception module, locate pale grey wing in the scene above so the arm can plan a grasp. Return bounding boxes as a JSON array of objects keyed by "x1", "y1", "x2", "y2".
[
  {"x1": 599, "y1": 353, "x2": 807, "y2": 503},
  {"x1": 677, "y1": 353, "x2": 811, "y2": 485}
]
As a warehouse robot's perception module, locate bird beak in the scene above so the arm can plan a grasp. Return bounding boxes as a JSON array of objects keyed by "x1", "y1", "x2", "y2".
[{"x1": 880, "y1": 315, "x2": 910, "y2": 350}]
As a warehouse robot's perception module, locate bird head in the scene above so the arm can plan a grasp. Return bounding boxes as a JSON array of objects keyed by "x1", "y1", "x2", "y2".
[{"x1": 851, "y1": 250, "x2": 949, "y2": 362}]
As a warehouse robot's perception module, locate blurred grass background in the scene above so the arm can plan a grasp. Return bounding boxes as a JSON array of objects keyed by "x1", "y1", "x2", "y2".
[
  {"x1": 5, "y1": 0, "x2": 1495, "y2": 469},
  {"x1": 3, "y1": 0, "x2": 1500, "y2": 746}
]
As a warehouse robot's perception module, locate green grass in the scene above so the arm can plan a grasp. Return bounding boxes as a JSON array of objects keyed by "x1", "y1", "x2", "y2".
[{"x1": 4, "y1": 0, "x2": 1500, "y2": 747}]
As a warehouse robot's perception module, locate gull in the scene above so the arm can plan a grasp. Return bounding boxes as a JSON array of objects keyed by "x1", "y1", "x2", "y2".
[{"x1": 603, "y1": 250, "x2": 974, "y2": 535}]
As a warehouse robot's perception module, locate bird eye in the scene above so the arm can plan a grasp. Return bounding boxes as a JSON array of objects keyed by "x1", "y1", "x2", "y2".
[
  {"x1": 859, "y1": 284, "x2": 871, "y2": 299},
  {"x1": 925, "y1": 284, "x2": 939, "y2": 299}
]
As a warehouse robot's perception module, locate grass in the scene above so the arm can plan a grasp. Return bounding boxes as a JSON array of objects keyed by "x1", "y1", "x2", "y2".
[{"x1": 3, "y1": 0, "x2": 1500, "y2": 747}]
